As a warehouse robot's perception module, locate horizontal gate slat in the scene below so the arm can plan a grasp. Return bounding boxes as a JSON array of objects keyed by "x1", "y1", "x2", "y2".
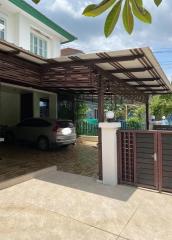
[
  {"x1": 137, "y1": 178, "x2": 154, "y2": 186},
  {"x1": 118, "y1": 130, "x2": 172, "y2": 193},
  {"x1": 161, "y1": 133, "x2": 172, "y2": 192},
  {"x1": 136, "y1": 132, "x2": 155, "y2": 188},
  {"x1": 136, "y1": 143, "x2": 154, "y2": 149},
  {"x1": 162, "y1": 177, "x2": 172, "y2": 188},
  {"x1": 136, "y1": 168, "x2": 154, "y2": 175},
  {"x1": 137, "y1": 173, "x2": 154, "y2": 180},
  {"x1": 136, "y1": 138, "x2": 154, "y2": 143},
  {"x1": 162, "y1": 149, "x2": 172, "y2": 155},
  {"x1": 137, "y1": 162, "x2": 154, "y2": 167},
  {"x1": 118, "y1": 130, "x2": 157, "y2": 190},
  {"x1": 162, "y1": 155, "x2": 172, "y2": 161},
  {"x1": 137, "y1": 153, "x2": 154, "y2": 158},
  {"x1": 163, "y1": 165, "x2": 172, "y2": 171},
  {"x1": 137, "y1": 157, "x2": 154, "y2": 162},
  {"x1": 162, "y1": 145, "x2": 172, "y2": 150},
  {"x1": 162, "y1": 171, "x2": 172, "y2": 177},
  {"x1": 136, "y1": 149, "x2": 154, "y2": 154},
  {"x1": 162, "y1": 138, "x2": 172, "y2": 142}
]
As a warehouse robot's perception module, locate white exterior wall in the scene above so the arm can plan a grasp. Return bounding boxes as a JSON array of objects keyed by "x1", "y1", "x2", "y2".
[
  {"x1": 0, "y1": 7, "x2": 61, "y2": 58},
  {"x1": 0, "y1": 86, "x2": 57, "y2": 126},
  {"x1": 0, "y1": 91, "x2": 20, "y2": 126},
  {"x1": 17, "y1": 14, "x2": 61, "y2": 58}
]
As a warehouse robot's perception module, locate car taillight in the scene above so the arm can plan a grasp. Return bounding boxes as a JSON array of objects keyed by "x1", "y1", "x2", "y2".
[{"x1": 52, "y1": 124, "x2": 59, "y2": 132}]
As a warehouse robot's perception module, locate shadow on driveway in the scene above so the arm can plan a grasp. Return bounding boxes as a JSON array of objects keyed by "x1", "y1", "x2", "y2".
[{"x1": 36, "y1": 169, "x2": 136, "y2": 201}]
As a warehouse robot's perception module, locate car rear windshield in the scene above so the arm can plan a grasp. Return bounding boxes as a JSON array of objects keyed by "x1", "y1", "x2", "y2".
[{"x1": 56, "y1": 121, "x2": 74, "y2": 128}]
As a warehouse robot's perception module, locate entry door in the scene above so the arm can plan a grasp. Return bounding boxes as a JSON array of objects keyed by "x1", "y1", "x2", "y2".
[
  {"x1": 20, "y1": 93, "x2": 33, "y2": 121},
  {"x1": 135, "y1": 132, "x2": 158, "y2": 190}
]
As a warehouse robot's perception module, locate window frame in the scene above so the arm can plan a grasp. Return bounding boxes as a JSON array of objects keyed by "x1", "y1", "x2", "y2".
[
  {"x1": 0, "y1": 15, "x2": 6, "y2": 41},
  {"x1": 30, "y1": 32, "x2": 48, "y2": 58}
]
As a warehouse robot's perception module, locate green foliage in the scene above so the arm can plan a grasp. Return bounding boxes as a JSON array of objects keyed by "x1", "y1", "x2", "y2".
[
  {"x1": 83, "y1": 0, "x2": 116, "y2": 17},
  {"x1": 104, "y1": 0, "x2": 122, "y2": 37},
  {"x1": 126, "y1": 117, "x2": 141, "y2": 129},
  {"x1": 150, "y1": 95, "x2": 172, "y2": 120},
  {"x1": 75, "y1": 102, "x2": 89, "y2": 120},
  {"x1": 32, "y1": 0, "x2": 163, "y2": 37},
  {"x1": 130, "y1": 0, "x2": 152, "y2": 24},
  {"x1": 82, "y1": 0, "x2": 162, "y2": 36},
  {"x1": 122, "y1": 0, "x2": 134, "y2": 34},
  {"x1": 32, "y1": 0, "x2": 40, "y2": 3},
  {"x1": 104, "y1": 98, "x2": 126, "y2": 119},
  {"x1": 130, "y1": 105, "x2": 145, "y2": 119},
  {"x1": 154, "y1": 0, "x2": 162, "y2": 6}
]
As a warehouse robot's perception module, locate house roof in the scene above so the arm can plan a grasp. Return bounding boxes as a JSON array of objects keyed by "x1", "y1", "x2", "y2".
[{"x1": 8, "y1": 0, "x2": 77, "y2": 44}]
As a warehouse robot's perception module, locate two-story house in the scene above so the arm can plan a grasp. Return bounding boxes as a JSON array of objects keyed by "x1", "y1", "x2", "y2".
[{"x1": 0, "y1": 0, "x2": 76, "y2": 126}]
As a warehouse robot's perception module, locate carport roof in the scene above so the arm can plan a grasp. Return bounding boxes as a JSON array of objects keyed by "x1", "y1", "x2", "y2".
[
  {"x1": 0, "y1": 40, "x2": 172, "y2": 101},
  {"x1": 47, "y1": 47, "x2": 172, "y2": 95}
]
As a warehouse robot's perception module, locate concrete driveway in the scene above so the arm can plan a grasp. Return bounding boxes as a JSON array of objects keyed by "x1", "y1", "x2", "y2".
[{"x1": 0, "y1": 169, "x2": 172, "y2": 240}]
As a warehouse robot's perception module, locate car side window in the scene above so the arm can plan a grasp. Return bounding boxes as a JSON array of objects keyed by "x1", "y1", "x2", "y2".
[
  {"x1": 17, "y1": 119, "x2": 51, "y2": 127},
  {"x1": 17, "y1": 119, "x2": 34, "y2": 127},
  {"x1": 34, "y1": 119, "x2": 51, "y2": 127}
]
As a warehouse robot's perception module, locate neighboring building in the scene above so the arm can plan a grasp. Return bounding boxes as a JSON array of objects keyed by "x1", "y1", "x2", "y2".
[
  {"x1": 61, "y1": 48, "x2": 83, "y2": 56},
  {"x1": 0, "y1": 0, "x2": 76, "y2": 58},
  {"x1": 0, "y1": 0, "x2": 77, "y2": 126}
]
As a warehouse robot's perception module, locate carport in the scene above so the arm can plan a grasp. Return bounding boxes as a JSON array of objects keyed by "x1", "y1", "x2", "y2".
[{"x1": 0, "y1": 39, "x2": 171, "y2": 184}]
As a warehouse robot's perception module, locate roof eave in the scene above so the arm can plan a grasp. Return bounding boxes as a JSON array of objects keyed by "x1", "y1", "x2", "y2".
[{"x1": 62, "y1": 37, "x2": 78, "y2": 44}]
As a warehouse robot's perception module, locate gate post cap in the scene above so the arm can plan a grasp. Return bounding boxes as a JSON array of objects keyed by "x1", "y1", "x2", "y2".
[{"x1": 99, "y1": 122, "x2": 121, "y2": 129}]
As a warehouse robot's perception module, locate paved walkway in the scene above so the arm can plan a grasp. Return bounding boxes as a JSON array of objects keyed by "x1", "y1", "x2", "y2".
[
  {"x1": 0, "y1": 141, "x2": 98, "y2": 181},
  {"x1": 0, "y1": 169, "x2": 172, "y2": 240}
]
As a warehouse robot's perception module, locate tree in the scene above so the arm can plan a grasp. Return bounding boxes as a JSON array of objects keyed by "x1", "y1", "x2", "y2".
[
  {"x1": 32, "y1": 0, "x2": 163, "y2": 37},
  {"x1": 75, "y1": 101, "x2": 89, "y2": 120},
  {"x1": 150, "y1": 95, "x2": 172, "y2": 120}
]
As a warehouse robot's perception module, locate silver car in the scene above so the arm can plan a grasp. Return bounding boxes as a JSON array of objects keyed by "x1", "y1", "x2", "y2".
[{"x1": 5, "y1": 118, "x2": 76, "y2": 150}]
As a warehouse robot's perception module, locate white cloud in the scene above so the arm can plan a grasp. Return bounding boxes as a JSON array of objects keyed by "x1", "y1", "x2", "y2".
[
  {"x1": 49, "y1": 0, "x2": 93, "y2": 19},
  {"x1": 27, "y1": 0, "x2": 172, "y2": 52},
  {"x1": 26, "y1": 0, "x2": 172, "y2": 78},
  {"x1": 64, "y1": 32, "x2": 145, "y2": 53}
]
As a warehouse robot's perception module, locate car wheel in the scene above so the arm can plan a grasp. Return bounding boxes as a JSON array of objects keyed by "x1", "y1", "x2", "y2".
[
  {"x1": 37, "y1": 137, "x2": 49, "y2": 151},
  {"x1": 5, "y1": 132, "x2": 15, "y2": 144}
]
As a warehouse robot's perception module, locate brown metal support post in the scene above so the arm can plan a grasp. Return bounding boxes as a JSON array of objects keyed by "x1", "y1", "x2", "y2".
[
  {"x1": 146, "y1": 97, "x2": 149, "y2": 130},
  {"x1": 98, "y1": 75, "x2": 104, "y2": 180}
]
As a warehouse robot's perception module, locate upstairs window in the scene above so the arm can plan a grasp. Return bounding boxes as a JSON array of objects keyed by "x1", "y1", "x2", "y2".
[
  {"x1": 0, "y1": 18, "x2": 5, "y2": 40},
  {"x1": 30, "y1": 33, "x2": 47, "y2": 58}
]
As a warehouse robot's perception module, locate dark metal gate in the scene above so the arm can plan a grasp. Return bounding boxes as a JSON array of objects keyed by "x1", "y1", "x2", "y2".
[{"x1": 117, "y1": 130, "x2": 172, "y2": 193}]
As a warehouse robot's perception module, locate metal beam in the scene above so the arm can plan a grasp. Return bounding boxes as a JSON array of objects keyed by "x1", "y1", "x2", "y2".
[
  {"x1": 48, "y1": 54, "x2": 144, "y2": 67},
  {"x1": 94, "y1": 65, "x2": 147, "y2": 98},
  {"x1": 121, "y1": 77, "x2": 160, "y2": 82},
  {"x1": 98, "y1": 75, "x2": 104, "y2": 181},
  {"x1": 142, "y1": 89, "x2": 169, "y2": 92},
  {"x1": 146, "y1": 98, "x2": 149, "y2": 130},
  {"x1": 107, "y1": 67, "x2": 152, "y2": 74},
  {"x1": 134, "y1": 84, "x2": 163, "y2": 88}
]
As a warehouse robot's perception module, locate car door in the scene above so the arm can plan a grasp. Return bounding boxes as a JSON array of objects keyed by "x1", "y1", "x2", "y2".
[
  {"x1": 28, "y1": 119, "x2": 51, "y2": 142},
  {"x1": 15, "y1": 119, "x2": 36, "y2": 142}
]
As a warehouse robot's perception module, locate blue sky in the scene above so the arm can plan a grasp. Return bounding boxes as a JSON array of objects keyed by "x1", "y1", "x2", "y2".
[{"x1": 26, "y1": 0, "x2": 172, "y2": 81}]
